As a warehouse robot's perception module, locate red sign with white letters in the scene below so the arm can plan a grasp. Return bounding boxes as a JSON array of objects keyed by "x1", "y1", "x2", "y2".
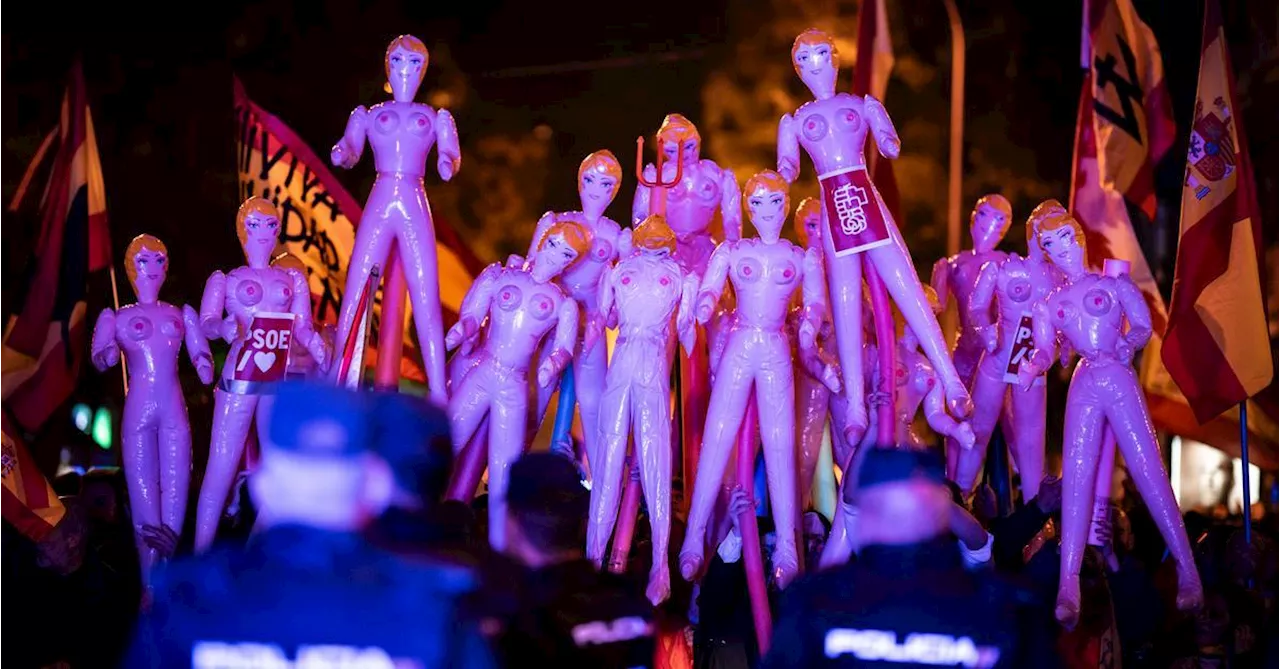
[{"x1": 232, "y1": 312, "x2": 294, "y2": 383}]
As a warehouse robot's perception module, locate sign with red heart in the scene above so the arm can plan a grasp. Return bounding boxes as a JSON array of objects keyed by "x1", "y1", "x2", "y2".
[{"x1": 232, "y1": 312, "x2": 295, "y2": 384}]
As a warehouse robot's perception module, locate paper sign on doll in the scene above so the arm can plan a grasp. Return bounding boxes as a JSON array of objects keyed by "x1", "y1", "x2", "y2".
[
  {"x1": 1003, "y1": 312, "x2": 1036, "y2": 384},
  {"x1": 232, "y1": 312, "x2": 294, "y2": 383}
]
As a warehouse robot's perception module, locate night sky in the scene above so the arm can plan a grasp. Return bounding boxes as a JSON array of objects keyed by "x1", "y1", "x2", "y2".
[{"x1": 2, "y1": 0, "x2": 1276, "y2": 459}]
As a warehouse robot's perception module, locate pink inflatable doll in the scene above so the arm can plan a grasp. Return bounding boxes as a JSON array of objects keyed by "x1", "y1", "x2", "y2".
[
  {"x1": 930, "y1": 195, "x2": 1012, "y2": 472},
  {"x1": 1016, "y1": 206, "x2": 1201, "y2": 627},
  {"x1": 91, "y1": 235, "x2": 214, "y2": 586},
  {"x1": 330, "y1": 34, "x2": 461, "y2": 405},
  {"x1": 193, "y1": 198, "x2": 330, "y2": 552},
  {"x1": 952, "y1": 201, "x2": 1069, "y2": 500},
  {"x1": 790, "y1": 197, "x2": 844, "y2": 509},
  {"x1": 778, "y1": 29, "x2": 972, "y2": 445},
  {"x1": 677, "y1": 171, "x2": 826, "y2": 588},
  {"x1": 529, "y1": 150, "x2": 628, "y2": 474},
  {"x1": 586, "y1": 215, "x2": 697, "y2": 604},
  {"x1": 445, "y1": 220, "x2": 588, "y2": 550}
]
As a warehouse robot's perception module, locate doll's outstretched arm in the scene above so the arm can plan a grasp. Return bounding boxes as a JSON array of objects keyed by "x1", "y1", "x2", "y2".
[
  {"x1": 777, "y1": 114, "x2": 800, "y2": 183},
  {"x1": 182, "y1": 305, "x2": 214, "y2": 384},
  {"x1": 436, "y1": 109, "x2": 462, "y2": 181},
  {"x1": 91, "y1": 308, "x2": 119, "y2": 372},
  {"x1": 331, "y1": 105, "x2": 369, "y2": 169},
  {"x1": 695, "y1": 243, "x2": 732, "y2": 324}
]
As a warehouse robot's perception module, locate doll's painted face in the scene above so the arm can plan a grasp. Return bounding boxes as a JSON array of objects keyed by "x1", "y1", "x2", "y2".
[
  {"x1": 970, "y1": 204, "x2": 1009, "y2": 253},
  {"x1": 747, "y1": 187, "x2": 788, "y2": 241},
  {"x1": 1039, "y1": 225, "x2": 1084, "y2": 273},
  {"x1": 387, "y1": 46, "x2": 426, "y2": 101},
  {"x1": 531, "y1": 233, "x2": 580, "y2": 283},
  {"x1": 242, "y1": 211, "x2": 281, "y2": 264},
  {"x1": 132, "y1": 249, "x2": 167, "y2": 298},
  {"x1": 793, "y1": 38, "x2": 837, "y2": 96},
  {"x1": 580, "y1": 170, "x2": 617, "y2": 206},
  {"x1": 661, "y1": 138, "x2": 699, "y2": 166}
]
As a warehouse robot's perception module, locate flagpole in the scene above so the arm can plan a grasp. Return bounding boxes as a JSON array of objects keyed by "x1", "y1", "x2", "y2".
[
  {"x1": 108, "y1": 265, "x2": 128, "y2": 394},
  {"x1": 1239, "y1": 401, "x2": 1252, "y2": 542},
  {"x1": 942, "y1": 0, "x2": 965, "y2": 340}
]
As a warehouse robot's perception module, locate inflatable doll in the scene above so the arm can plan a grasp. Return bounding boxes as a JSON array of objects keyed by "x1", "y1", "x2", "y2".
[
  {"x1": 193, "y1": 198, "x2": 330, "y2": 552},
  {"x1": 952, "y1": 201, "x2": 1068, "y2": 500},
  {"x1": 930, "y1": 195, "x2": 1012, "y2": 472},
  {"x1": 445, "y1": 221, "x2": 587, "y2": 550},
  {"x1": 633, "y1": 113, "x2": 742, "y2": 514},
  {"x1": 270, "y1": 252, "x2": 336, "y2": 381},
  {"x1": 529, "y1": 150, "x2": 628, "y2": 474},
  {"x1": 330, "y1": 34, "x2": 461, "y2": 405},
  {"x1": 1016, "y1": 206, "x2": 1201, "y2": 627},
  {"x1": 91, "y1": 235, "x2": 214, "y2": 586},
  {"x1": 677, "y1": 171, "x2": 825, "y2": 588},
  {"x1": 790, "y1": 197, "x2": 844, "y2": 508},
  {"x1": 777, "y1": 28, "x2": 972, "y2": 444},
  {"x1": 586, "y1": 215, "x2": 697, "y2": 605}
]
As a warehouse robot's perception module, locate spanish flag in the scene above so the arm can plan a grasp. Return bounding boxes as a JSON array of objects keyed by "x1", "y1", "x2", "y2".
[
  {"x1": 234, "y1": 77, "x2": 482, "y2": 383},
  {"x1": 1, "y1": 60, "x2": 111, "y2": 431},
  {"x1": 1162, "y1": 0, "x2": 1273, "y2": 425},
  {"x1": 1, "y1": 413, "x2": 66, "y2": 541},
  {"x1": 1083, "y1": 0, "x2": 1176, "y2": 220}
]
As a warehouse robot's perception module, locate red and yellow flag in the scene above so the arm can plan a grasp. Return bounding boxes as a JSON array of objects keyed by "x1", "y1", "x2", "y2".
[
  {"x1": 1, "y1": 60, "x2": 111, "y2": 431},
  {"x1": 1, "y1": 414, "x2": 66, "y2": 541},
  {"x1": 233, "y1": 77, "x2": 482, "y2": 382},
  {"x1": 1084, "y1": 0, "x2": 1177, "y2": 220},
  {"x1": 1162, "y1": 0, "x2": 1274, "y2": 425}
]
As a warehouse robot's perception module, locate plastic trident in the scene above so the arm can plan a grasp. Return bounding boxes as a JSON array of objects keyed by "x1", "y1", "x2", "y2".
[{"x1": 635, "y1": 135, "x2": 683, "y2": 216}]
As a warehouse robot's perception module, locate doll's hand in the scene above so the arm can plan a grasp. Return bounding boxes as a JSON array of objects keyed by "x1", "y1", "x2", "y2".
[
  {"x1": 695, "y1": 292, "x2": 718, "y2": 324},
  {"x1": 220, "y1": 316, "x2": 240, "y2": 344},
  {"x1": 195, "y1": 353, "x2": 215, "y2": 385},
  {"x1": 92, "y1": 345, "x2": 120, "y2": 372},
  {"x1": 980, "y1": 325, "x2": 998, "y2": 353},
  {"x1": 952, "y1": 422, "x2": 976, "y2": 451}
]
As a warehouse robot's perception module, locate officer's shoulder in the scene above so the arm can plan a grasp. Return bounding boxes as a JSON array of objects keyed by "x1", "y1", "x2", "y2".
[
  {"x1": 784, "y1": 562, "x2": 862, "y2": 601},
  {"x1": 388, "y1": 550, "x2": 482, "y2": 596},
  {"x1": 972, "y1": 568, "x2": 1044, "y2": 608},
  {"x1": 151, "y1": 544, "x2": 244, "y2": 603}
]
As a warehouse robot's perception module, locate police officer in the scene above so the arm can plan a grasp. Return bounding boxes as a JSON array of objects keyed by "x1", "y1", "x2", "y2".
[
  {"x1": 761, "y1": 445, "x2": 1060, "y2": 668},
  {"x1": 125, "y1": 382, "x2": 495, "y2": 668},
  {"x1": 492, "y1": 452, "x2": 656, "y2": 668}
]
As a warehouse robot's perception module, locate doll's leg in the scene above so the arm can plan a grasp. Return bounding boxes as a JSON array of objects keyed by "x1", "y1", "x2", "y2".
[
  {"x1": 158, "y1": 404, "x2": 193, "y2": 554},
  {"x1": 332, "y1": 217, "x2": 395, "y2": 382},
  {"x1": 120, "y1": 411, "x2": 160, "y2": 584},
  {"x1": 398, "y1": 220, "x2": 448, "y2": 405},
  {"x1": 574, "y1": 338, "x2": 608, "y2": 483},
  {"x1": 953, "y1": 364, "x2": 1007, "y2": 495},
  {"x1": 755, "y1": 362, "x2": 800, "y2": 588},
  {"x1": 636, "y1": 379, "x2": 674, "y2": 605},
  {"x1": 486, "y1": 383, "x2": 529, "y2": 551},
  {"x1": 1106, "y1": 382, "x2": 1203, "y2": 612},
  {"x1": 449, "y1": 367, "x2": 494, "y2": 454},
  {"x1": 587, "y1": 380, "x2": 632, "y2": 566},
  {"x1": 796, "y1": 375, "x2": 830, "y2": 511},
  {"x1": 1056, "y1": 379, "x2": 1106, "y2": 628},
  {"x1": 821, "y1": 237, "x2": 869, "y2": 444},
  {"x1": 868, "y1": 238, "x2": 971, "y2": 418},
  {"x1": 194, "y1": 391, "x2": 256, "y2": 552},
  {"x1": 678, "y1": 353, "x2": 754, "y2": 580},
  {"x1": 1009, "y1": 382, "x2": 1048, "y2": 501}
]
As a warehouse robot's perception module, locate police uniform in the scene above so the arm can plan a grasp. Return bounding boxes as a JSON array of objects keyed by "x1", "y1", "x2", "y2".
[
  {"x1": 124, "y1": 382, "x2": 495, "y2": 669},
  {"x1": 760, "y1": 448, "x2": 1061, "y2": 669},
  {"x1": 491, "y1": 453, "x2": 656, "y2": 669}
]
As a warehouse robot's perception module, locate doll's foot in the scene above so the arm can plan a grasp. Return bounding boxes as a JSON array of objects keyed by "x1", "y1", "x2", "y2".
[
  {"x1": 841, "y1": 404, "x2": 869, "y2": 447},
  {"x1": 772, "y1": 548, "x2": 800, "y2": 589},
  {"x1": 1054, "y1": 580, "x2": 1081, "y2": 629},
  {"x1": 945, "y1": 382, "x2": 973, "y2": 419},
  {"x1": 1176, "y1": 568, "x2": 1204, "y2": 613},
  {"x1": 647, "y1": 564, "x2": 672, "y2": 606},
  {"x1": 678, "y1": 547, "x2": 704, "y2": 582},
  {"x1": 1054, "y1": 597, "x2": 1080, "y2": 630}
]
